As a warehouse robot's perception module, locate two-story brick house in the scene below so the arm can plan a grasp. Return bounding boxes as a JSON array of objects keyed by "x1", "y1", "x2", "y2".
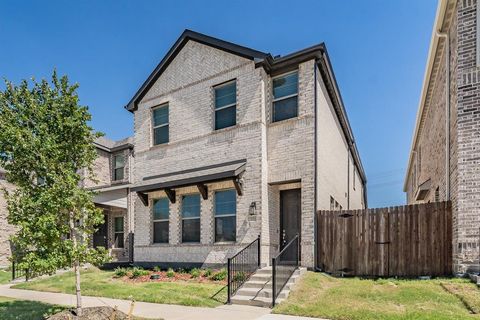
[
  {"x1": 404, "y1": 0, "x2": 480, "y2": 273},
  {"x1": 126, "y1": 30, "x2": 366, "y2": 269}
]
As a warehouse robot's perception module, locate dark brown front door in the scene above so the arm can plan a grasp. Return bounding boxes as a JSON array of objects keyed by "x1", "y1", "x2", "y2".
[
  {"x1": 280, "y1": 189, "x2": 301, "y2": 252},
  {"x1": 93, "y1": 215, "x2": 108, "y2": 248}
]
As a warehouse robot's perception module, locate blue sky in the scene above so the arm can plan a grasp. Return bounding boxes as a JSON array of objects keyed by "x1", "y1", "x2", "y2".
[{"x1": 0, "y1": 0, "x2": 437, "y2": 207}]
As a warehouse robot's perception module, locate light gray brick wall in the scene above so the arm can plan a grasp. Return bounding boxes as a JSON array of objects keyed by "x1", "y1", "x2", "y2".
[{"x1": 0, "y1": 173, "x2": 15, "y2": 267}]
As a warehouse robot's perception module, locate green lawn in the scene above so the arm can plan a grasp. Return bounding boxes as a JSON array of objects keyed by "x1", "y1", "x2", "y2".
[
  {"x1": 13, "y1": 267, "x2": 227, "y2": 308},
  {"x1": 0, "y1": 296, "x2": 65, "y2": 320},
  {"x1": 0, "y1": 269, "x2": 11, "y2": 284},
  {"x1": 273, "y1": 272, "x2": 480, "y2": 320}
]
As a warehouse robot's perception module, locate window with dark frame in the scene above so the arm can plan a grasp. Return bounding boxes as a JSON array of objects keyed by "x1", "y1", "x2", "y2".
[
  {"x1": 214, "y1": 81, "x2": 236, "y2": 130},
  {"x1": 181, "y1": 194, "x2": 201, "y2": 243},
  {"x1": 113, "y1": 154, "x2": 125, "y2": 181},
  {"x1": 272, "y1": 71, "x2": 298, "y2": 122},
  {"x1": 214, "y1": 190, "x2": 236, "y2": 242},
  {"x1": 152, "y1": 104, "x2": 169, "y2": 145},
  {"x1": 153, "y1": 198, "x2": 169, "y2": 244},
  {"x1": 114, "y1": 216, "x2": 124, "y2": 248}
]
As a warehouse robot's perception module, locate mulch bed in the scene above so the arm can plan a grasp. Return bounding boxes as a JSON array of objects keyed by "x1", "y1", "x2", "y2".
[
  {"x1": 48, "y1": 306, "x2": 137, "y2": 320},
  {"x1": 117, "y1": 271, "x2": 227, "y2": 285}
]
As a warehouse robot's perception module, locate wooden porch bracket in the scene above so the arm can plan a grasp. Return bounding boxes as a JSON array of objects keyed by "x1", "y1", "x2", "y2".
[
  {"x1": 233, "y1": 177, "x2": 243, "y2": 196},
  {"x1": 137, "y1": 192, "x2": 149, "y2": 206},
  {"x1": 197, "y1": 183, "x2": 208, "y2": 200},
  {"x1": 165, "y1": 188, "x2": 176, "y2": 203}
]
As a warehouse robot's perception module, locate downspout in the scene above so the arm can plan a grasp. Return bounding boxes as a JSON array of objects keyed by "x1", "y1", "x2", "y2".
[
  {"x1": 313, "y1": 61, "x2": 318, "y2": 270},
  {"x1": 436, "y1": 29, "x2": 450, "y2": 201}
]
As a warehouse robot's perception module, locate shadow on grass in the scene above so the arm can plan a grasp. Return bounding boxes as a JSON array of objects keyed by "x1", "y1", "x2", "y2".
[
  {"x1": 0, "y1": 298, "x2": 65, "y2": 320},
  {"x1": 210, "y1": 285, "x2": 228, "y2": 304}
]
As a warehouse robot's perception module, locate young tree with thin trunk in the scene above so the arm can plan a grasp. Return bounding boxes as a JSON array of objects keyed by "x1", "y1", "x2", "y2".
[{"x1": 0, "y1": 72, "x2": 108, "y2": 316}]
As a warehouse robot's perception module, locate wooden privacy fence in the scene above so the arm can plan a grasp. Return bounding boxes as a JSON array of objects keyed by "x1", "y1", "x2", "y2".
[{"x1": 317, "y1": 201, "x2": 452, "y2": 277}]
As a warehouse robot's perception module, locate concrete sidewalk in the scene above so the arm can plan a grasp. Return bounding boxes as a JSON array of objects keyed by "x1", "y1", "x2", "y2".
[{"x1": 0, "y1": 284, "x2": 320, "y2": 320}]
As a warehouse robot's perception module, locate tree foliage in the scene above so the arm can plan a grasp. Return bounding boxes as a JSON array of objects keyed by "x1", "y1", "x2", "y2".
[{"x1": 0, "y1": 71, "x2": 107, "y2": 276}]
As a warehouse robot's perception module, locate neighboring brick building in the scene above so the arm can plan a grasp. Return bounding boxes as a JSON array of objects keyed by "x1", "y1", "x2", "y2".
[
  {"x1": 0, "y1": 137, "x2": 134, "y2": 267},
  {"x1": 126, "y1": 30, "x2": 367, "y2": 269},
  {"x1": 404, "y1": 0, "x2": 480, "y2": 273}
]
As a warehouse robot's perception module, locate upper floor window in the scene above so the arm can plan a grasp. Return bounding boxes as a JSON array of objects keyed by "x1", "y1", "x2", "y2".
[
  {"x1": 113, "y1": 154, "x2": 125, "y2": 181},
  {"x1": 181, "y1": 194, "x2": 201, "y2": 243},
  {"x1": 153, "y1": 104, "x2": 169, "y2": 145},
  {"x1": 214, "y1": 190, "x2": 236, "y2": 242},
  {"x1": 153, "y1": 198, "x2": 169, "y2": 244},
  {"x1": 272, "y1": 71, "x2": 298, "y2": 122},
  {"x1": 214, "y1": 81, "x2": 236, "y2": 130}
]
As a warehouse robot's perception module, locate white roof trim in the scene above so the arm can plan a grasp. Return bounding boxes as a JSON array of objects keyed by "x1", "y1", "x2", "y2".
[{"x1": 403, "y1": 0, "x2": 449, "y2": 191}]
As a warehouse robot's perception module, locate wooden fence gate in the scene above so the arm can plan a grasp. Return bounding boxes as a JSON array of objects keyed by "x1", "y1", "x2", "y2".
[{"x1": 317, "y1": 201, "x2": 452, "y2": 277}]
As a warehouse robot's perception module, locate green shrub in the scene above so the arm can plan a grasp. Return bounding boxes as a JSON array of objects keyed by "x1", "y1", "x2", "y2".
[
  {"x1": 166, "y1": 268, "x2": 175, "y2": 278},
  {"x1": 177, "y1": 268, "x2": 186, "y2": 274},
  {"x1": 233, "y1": 271, "x2": 246, "y2": 282},
  {"x1": 130, "y1": 267, "x2": 149, "y2": 278},
  {"x1": 153, "y1": 266, "x2": 162, "y2": 272},
  {"x1": 190, "y1": 268, "x2": 201, "y2": 278},
  {"x1": 113, "y1": 267, "x2": 128, "y2": 278},
  {"x1": 203, "y1": 268, "x2": 212, "y2": 277},
  {"x1": 210, "y1": 268, "x2": 227, "y2": 281}
]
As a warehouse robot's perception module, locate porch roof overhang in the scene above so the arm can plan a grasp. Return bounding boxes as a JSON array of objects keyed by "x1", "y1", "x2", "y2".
[{"x1": 131, "y1": 159, "x2": 246, "y2": 205}]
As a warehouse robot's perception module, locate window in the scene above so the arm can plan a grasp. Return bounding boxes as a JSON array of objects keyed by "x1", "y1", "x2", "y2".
[
  {"x1": 182, "y1": 194, "x2": 201, "y2": 243},
  {"x1": 214, "y1": 81, "x2": 236, "y2": 130},
  {"x1": 353, "y1": 167, "x2": 356, "y2": 190},
  {"x1": 214, "y1": 190, "x2": 236, "y2": 242},
  {"x1": 114, "y1": 217, "x2": 124, "y2": 248},
  {"x1": 113, "y1": 154, "x2": 125, "y2": 181},
  {"x1": 152, "y1": 104, "x2": 169, "y2": 145},
  {"x1": 153, "y1": 198, "x2": 169, "y2": 243},
  {"x1": 272, "y1": 71, "x2": 298, "y2": 122}
]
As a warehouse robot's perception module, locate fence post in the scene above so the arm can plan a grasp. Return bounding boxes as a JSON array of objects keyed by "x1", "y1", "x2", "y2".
[
  {"x1": 296, "y1": 234, "x2": 300, "y2": 267},
  {"x1": 227, "y1": 257, "x2": 231, "y2": 304},
  {"x1": 11, "y1": 261, "x2": 15, "y2": 281},
  {"x1": 257, "y1": 234, "x2": 261, "y2": 267},
  {"x1": 272, "y1": 257, "x2": 276, "y2": 307}
]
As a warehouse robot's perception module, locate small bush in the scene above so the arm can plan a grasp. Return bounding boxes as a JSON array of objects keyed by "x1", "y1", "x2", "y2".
[
  {"x1": 166, "y1": 268, "x2": 175, "y2": 278},
  {"x1": 153, "y1": 266, "x2": 162, "y2": 272},
  {"x1": 114, "y1": 267, "x2": 128, "y2": 278},
  {"x1": 203, "y1": 268, "x2": 212, "y2": 277},
  {"x1": 210, "y1": 268, "x2": 227, "y2": 281},
  {"x1": 177, "y1": 268, "x2": 186, "y2": 274},
  {"x1": 190, "y1": 268, "x2": 201, "y2": 278},
  {"x1": 233, "y1": 271, "x2": 247, "y2": 282},
  {"x1": 130, "y1": 267, "x2": 150, "y2": 278}
]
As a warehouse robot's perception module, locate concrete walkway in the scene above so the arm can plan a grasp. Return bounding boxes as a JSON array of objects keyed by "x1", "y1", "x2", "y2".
[{"x1": 0, "y1": 284, "x2": 321, "y2": 320}]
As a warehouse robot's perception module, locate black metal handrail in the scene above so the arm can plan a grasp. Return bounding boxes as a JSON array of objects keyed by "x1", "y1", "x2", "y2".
[
  {"x1": 272, "y1": 234, "x2": 299, "y2": 307},
  {"x1": 11, "y1": 261, "x2": 29, "y2": 281},
  {"x1": 227, "y1": 235, "x2": 260, "y2": 304}
]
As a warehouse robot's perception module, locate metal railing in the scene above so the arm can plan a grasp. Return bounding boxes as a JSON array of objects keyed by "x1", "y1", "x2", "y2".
[
  {"x1": 11, "y1": 261, "x2": 29, "y2": 281},
  {"x1": 272, "y1": 234, "x2": 299, "y2": 307},
  {"x1": 227, "y1": 235, "x2": 261, "y2": 304}
]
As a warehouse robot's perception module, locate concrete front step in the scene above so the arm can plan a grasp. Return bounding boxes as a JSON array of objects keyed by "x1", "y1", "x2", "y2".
[{"x1": 230, "y1": 267, "x2": 306, "y2": 308}]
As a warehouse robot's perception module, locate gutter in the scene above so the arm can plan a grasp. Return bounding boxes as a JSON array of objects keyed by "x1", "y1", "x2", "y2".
[{"x1": 436, "y1": 29, "x2": 451, "y2": 201}]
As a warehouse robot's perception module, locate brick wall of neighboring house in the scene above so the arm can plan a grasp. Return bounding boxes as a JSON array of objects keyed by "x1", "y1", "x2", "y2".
[
  {"x1": 0, "y1": 172, "x2": 15, "y2": 267},
  {"x1": 406, "y1": 0, "x2": 480, "y2": 273},
  {"x1": 83, "y1": 148, "x2": 111, "y2": 188}
]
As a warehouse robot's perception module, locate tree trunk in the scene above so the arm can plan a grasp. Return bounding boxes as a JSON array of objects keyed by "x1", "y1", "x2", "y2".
[{"x1": 70, "y1": 215, "x2": 82, "y2": 317}]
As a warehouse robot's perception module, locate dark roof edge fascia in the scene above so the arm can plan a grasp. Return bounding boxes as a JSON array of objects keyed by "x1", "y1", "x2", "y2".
[
  {"x1": 125, "y1": 29, "x2": 269, "y2": 112},
  {"x1": 93, "y1": 142, "x2": 134, "y2": 153}
]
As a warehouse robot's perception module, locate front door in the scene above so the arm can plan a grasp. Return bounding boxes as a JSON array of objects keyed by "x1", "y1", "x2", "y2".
[
  {"x1": 280, "y1": 189, "x2": 301, "y2": 253},
  {"x1": 93, "y1": 215, "x2": 108, "y2": 248}
]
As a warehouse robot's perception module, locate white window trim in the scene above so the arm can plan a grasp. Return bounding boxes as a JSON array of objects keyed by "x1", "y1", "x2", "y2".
[
  {"x1": 181, "y1": 194, "x2": 201, "y2": 242},
  {"x1": 152, "y1": 103, "x2": 169, "y2": 146},
  {"x1": 113, "y1": 154, "x2": 125, "y2": 181},
  {"x1": 214, "y1": 80, "x2": 237, "y2": 129},
  {"x1": 152, "y1": 198, "x2": 169, "y2": 244},
  {"x1": 113, "y1": 216, "x2": 124, "y2": 248},
  {"x1": 272, "y1": 70, "x2": 299, "y2": 122}
]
